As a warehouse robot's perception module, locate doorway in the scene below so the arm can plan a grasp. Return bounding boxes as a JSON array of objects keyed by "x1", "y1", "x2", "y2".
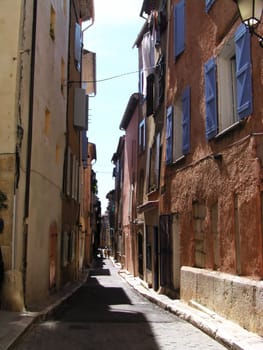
[
  {"x1": 153, "y1": 226, "x2": 159, "y2": 291},
  {"x1": 138, "y1": 232, "x2": 143, "y2": 278}
]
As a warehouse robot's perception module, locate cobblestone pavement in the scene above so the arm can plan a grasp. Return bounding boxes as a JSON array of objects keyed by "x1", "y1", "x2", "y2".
[{"x1": 12, "y1": 258, "x2": 227, "y2": 350}]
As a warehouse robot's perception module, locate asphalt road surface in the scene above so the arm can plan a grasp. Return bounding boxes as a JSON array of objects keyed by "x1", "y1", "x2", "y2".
[{"x1": 13, "y1": 258, "x2": 227, "y2": 349}]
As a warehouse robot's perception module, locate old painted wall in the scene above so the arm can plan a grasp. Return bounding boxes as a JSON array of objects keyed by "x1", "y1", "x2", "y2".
[{"x1": 25, "y1": 0, "x2": 69, "y2": 307}]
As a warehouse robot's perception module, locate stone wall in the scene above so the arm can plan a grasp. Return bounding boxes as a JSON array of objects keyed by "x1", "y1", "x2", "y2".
[{"x1": 181, "y1": 266, "x2": 263, "y2": 336}]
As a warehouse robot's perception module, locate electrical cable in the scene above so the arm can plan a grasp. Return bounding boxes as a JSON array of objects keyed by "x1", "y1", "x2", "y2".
[{"x1": 67, "y1": 63, "x2": 160, "y2": 85}]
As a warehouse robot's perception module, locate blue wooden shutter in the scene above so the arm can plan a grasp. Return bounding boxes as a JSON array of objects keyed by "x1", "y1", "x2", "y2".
[
  {"x1": 182, "y1": 86, "x2": 190, "y2": 154},
  {"x1": 205, "y1": 58, "x2": 218, "y2": 140},
  {"x1": 74, "y1": 23, "x2": 82, "y2": 71},
  {"x1": 166, "y1": 106, "x2": 173, "y2": 163},
  {"x1": 174, "y1": 0, "x2": 185, "y2": 58},
  {"x1": 235, "y1": 24, "x2": 253, "y2": 120},
  {"x1": 206, "y1": 0, "x2": 216, "y2": 13}
]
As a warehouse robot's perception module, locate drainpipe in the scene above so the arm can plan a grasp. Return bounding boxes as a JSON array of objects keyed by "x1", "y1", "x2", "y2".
[{"x1": 23, "y1": 0, "x2": 38, "y2": 305}]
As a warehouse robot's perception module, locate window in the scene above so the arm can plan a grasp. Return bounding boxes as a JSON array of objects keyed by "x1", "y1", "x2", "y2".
[
  {"x1": 68, "y1": 231, "x2": 75, "y2": 262},
  {"x1": 146, "y1": 74, "x2": 155, "y2": 117},
  {"x1": 138, "y1": 170, "x2": 144, "y2": 204},
  {"x1": 148, "y1": 133, "x2": 161, "y2": 192},
  {"x1": 166, "y1": 106, "x2": 173, "y2": 163},
  {"x1": 72, "y1": 155, "x2": 79, "y2": 200},
  {"x1": 82, "y1": 131, "x2": 88, "y2": 168},
  {"x1": 62, "y1": 231, "x2": 69, "y2": 267},
  {"x1": 55, "y1": 144, "x2": 60, "y2": 164},
  {"x1": 141, "y1": 31, "x2": 155, "y2": 97},
  {"x1": 139, "y1": 119, "x2": 146, "y2": 152},
  {"x1": 205, "y1": 24, "x2": 252, "y2": 140},
  {"x1": 157, "y1": 54, "x2": 165, "y2": 106},
  {"x1": 167, "y1": 87, "x2": 191, "y2": 163},
  {"x1": 61, "y1": 57, "x2": 65, "y2": 96},
  {"x1": 71, "y1": 154, "x2": 75, "y2": 199},
  {"x1": 74, "y1": 23, "x2": 82, "y2": 72},
  {"x1": 205, "y1": 0, "x2": 216, "y2": 13},
  {"x1": 50, "y1": 5, "x2": 56, "y2": 40},
  {"x1": 146, "y1": 55, "x2": 165, "y2": 117},
  {"x1": 173, "y1": 100, "x2": 183, "y2": 161},
  {"x1": 65, "y1": 146, "x2": 72, "y2": 197},
  {"x1": 217, "y1": 38, "x2": 238, "y2": 131},
  {"x1": 174, "y1": 0, "x2": 185, "y2": 58},
  {"x1": 193, "y1": 201, "x2": 207, "y2": 268},
  {"x1": 44, "y1": 108, "x2": 51, "y2": 136},
  {"x1": 146, "y1": 226, "x2": 152, "y2": 270},
  {"x1": 63, "y1": 0, "x2": 67, "y2": 16}
]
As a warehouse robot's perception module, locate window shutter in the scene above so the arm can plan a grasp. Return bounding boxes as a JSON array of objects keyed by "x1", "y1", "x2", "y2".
[
  {"x1": 155, "y1": 133, "x2": 161, "y2": 188},
  {"x1": 74, "y1": 88, "x2": 87, "y2": 130},
  {"x1": 166, "y1": 106, "x2": 173, "y2": 164},
  {"x1": 146, "y1": 147, "x2": 151, "y2": 192},
  {"x1": 205, "y1": 58, "x2": 218, "y2": 140},
  {"x1": 206, "y1": 0, "x2": 216, "y2": 13},
  {"x1": 85, "y1": 95, "x2": 89, "y2": 129},
  {"x1": 66, "y1": 147, "x2": 71, "y2": 196},
  {"x1": 74, "y1": 23, "x2": 82, "y2": 71},
  {"x1": 182, "y1": 86, "x2": 191, "y2": 154},
  {"x1": 174, "y1": 0, "x2": 185, "y2": 58},
  {"x1": 235, "y1": 24, "x2": 253, "y2": 120}
]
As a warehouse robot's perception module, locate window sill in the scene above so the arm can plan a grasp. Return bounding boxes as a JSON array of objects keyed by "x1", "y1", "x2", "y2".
[
  {"x1": 168, "y1": 155, "x2": 186, "y2": 167},
  {"x1": 215, "y1": 120, "x2": 244, "y2": 140},
  {"x1": 146, "y1": 187, "x2": 158, "y2": 196}
]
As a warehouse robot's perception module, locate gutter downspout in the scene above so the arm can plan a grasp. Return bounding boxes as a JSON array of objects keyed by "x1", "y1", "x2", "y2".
[{"x1": 23, "y1": 0, "x2": 38, "y2": 306}]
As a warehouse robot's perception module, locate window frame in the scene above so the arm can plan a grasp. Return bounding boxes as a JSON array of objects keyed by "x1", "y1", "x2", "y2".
[
  {"x1": 205, "y1": 24, "x2": 252, "y2": 141},
  {"x1": 217, "y1": 36, "x2": 238, "y2": 132},
  {"x1": 173, "y1": 99, "x2": 183, "y2": 162}
]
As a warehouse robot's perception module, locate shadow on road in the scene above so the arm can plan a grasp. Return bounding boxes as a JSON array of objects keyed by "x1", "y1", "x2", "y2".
[{"x1": 49, "y1": 257, "x2": 161, "y2": 349}]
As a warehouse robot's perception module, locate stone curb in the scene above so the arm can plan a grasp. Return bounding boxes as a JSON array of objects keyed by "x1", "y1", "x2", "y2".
[{"x1": 118, "y1": 270, "x2": 263, "y2": 350}]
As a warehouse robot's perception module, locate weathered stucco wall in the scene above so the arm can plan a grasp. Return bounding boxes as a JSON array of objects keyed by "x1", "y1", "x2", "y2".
[
  {"x1": 167, "y1": 135, "x2": 263, "y2": 277},
  {"x1": 0, "y1": 0, "x2": 21, "y2": 153},
  {"x1": 161, "y1": 1, "x2": 263, "y2": 279},
  {"x1": 0, "y1": 0, "x2": 21, "y2": 259},
  {"x1": 25, "y1": 0, "x2": 69, "y2": 307}
]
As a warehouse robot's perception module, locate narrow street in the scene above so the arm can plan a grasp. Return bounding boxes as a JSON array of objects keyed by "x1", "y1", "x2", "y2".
[{"x1": 12, "y1": 258, "x2": 227, "y2": 350}]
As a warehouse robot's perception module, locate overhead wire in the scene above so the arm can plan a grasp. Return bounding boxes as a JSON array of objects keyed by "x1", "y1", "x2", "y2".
[{"x1": 66, "y1": 63, "x2": 160, "y2": 85}]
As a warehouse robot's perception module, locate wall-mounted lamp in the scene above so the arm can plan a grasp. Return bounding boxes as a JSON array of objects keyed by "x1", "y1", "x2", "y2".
[{"x1": 234, "y1": 0, "x2": 263, "y2": 46}]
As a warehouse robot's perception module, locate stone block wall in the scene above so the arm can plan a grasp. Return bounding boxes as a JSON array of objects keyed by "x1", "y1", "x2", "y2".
[{"x1": 181, "y1": 266, "x2": 263, "y2": 336}]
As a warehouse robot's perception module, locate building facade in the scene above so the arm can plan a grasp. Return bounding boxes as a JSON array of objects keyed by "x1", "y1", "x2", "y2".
[
  {"x1": 112, "y1": 137, "x2": 125, "y2": 264},
  {"x1": 163, "y1": 0, "x2": 263, "y2": 335},
  {"x1": 0, "y1": 0, "x2": 96, "y2": 311},
  {"x1": 114, "y1": 0, "x2": 263, "y2": 336},
  {"x1": 119, "y1": 93, "x2": 140, "y2": 275}
]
